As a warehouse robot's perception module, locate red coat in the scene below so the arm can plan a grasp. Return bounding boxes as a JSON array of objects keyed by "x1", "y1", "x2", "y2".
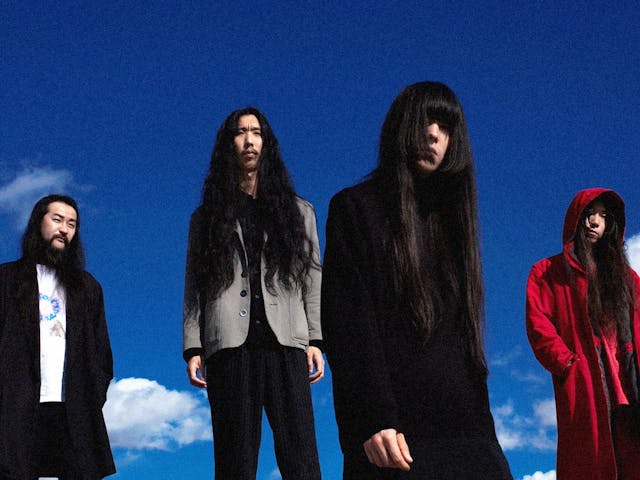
[{"x1": 526, "y1": 188, "x2": 640, "y2": 479}]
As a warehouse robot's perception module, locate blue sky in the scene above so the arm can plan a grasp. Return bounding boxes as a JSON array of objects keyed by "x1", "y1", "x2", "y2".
[{"x1": 1, "y1": 2, "x2": 639, "y2": 479}]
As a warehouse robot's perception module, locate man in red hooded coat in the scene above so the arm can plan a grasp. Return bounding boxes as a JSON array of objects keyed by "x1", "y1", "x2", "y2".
[{"x1": 527, "y1": 188, "x2": 640, "y2": 479}]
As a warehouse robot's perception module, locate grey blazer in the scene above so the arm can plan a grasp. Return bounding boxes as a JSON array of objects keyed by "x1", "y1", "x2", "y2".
[{"x1": 183, "y1": 197, "x2": 322, "y2": 360}]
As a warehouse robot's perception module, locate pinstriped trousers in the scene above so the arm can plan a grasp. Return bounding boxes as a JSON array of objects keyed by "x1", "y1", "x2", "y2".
[{"x1": 205, "y1": 344, "x2": 321, "y2": 480}]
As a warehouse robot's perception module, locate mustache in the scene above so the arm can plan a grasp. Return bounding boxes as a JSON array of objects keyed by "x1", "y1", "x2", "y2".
[{"x1": 52, "y1": 234, "x2": 69, "y2": 245}]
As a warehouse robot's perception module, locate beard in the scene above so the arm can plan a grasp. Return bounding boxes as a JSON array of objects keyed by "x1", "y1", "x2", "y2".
[{"x1": 37, "y1": 236, "x2": 72, "y2": 269}]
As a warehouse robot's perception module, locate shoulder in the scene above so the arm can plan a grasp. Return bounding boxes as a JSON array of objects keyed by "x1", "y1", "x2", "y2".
[
  {"x1": 329, "y1": 179, "x2": 380, "y2": 214},
  {"x1": 294, "y1": 196, "x2": 316, "y2": 216},
  {"x1": 79, "y1": 270, "x2": 103, "y2": 295},
  {"x1": 529, "y1": 254, "x2": 563, "y2": 281},
  {"x1": 0, "y1": 260, "x2": 20, "y2": 275},
  {"x1": 0, "y1": 261, "x2": 21, "y2": 291}
]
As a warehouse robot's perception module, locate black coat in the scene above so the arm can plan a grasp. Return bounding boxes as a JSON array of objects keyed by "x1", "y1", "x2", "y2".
[
  {"x1": 0, "y1": 260, "x2": 115, "y2": 479},
  {"x1": 321, "y1": 180, "x2": 512, "y2": 478}
]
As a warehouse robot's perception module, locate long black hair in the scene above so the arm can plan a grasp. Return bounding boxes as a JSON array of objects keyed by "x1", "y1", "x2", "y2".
[
  {"x1": 195, "y1": 107, "x2": 317, "y2": 298},
  {"x1": 18, "y1": 194, "x2": 86, "y2": 311},
  {"x1": 575, "y1": 194, "x2": 635, "y2": 335},
  {"x1": 372, "y1": 82, "x2": 487, "y2": 373}
]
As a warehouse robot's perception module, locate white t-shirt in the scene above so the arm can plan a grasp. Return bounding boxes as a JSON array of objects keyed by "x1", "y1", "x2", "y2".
[{"x1": 37, "y1": 264, "x2": 67, "y2": 402}]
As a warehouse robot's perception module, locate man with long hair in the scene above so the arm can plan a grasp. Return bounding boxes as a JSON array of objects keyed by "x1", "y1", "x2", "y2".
[
  {"x1": 322, "y1": 82, "x2": 511, "y2": 478},
  {"x1": 0, "y1": 195, "x2": 115, "y2": 479},
  {"x1": 183, "y1": 107, "x2": 323, "y2": 479},
  {"x1": 527, "y1": 188, "x2": 640, "y2": 479}
]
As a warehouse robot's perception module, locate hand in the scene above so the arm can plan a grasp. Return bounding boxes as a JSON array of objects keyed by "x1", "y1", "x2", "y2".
[
  {"x1": 363, "y1": 429, "x2": 412, "y2": 471},
  {"x1": 307, "y1": 346, "x2": 325, "y2": 384},
  {"x1": 187, "y1": 355, "x2": 207, "y2": 388}
]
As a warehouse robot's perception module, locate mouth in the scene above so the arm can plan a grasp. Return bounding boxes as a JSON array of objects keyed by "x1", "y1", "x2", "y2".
[{"x1": 52, "y1": 236, "x2": 68, "y2": 246}]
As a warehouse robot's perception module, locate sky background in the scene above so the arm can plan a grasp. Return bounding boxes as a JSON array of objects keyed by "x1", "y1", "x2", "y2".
[{"x1": 1, "y1": 1, "x2": 639, "y2": 479}]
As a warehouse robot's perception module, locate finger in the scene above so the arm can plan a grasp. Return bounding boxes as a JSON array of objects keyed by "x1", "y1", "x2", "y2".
[
  {"x1": 364, "y1": 439, "x2": 386, "y2": 467},
  {"x1": 382, "y1": 433, "x2": 410, "y2": 470},
  {"x1": 308, "y1": 369, "x2": 322, "y2": 384},
  {"x1": 307, "y1": 350, "x2": 315, "y2": 373},
  {"x1": 396, "y1": 433, "x2": 413, "y2": 464},
  {"x1": 363, "y1": 440, "x2": 378, "y2": 466},
  {"x1": 395, "y1": 433, "x2": 412, "y2": 470}
]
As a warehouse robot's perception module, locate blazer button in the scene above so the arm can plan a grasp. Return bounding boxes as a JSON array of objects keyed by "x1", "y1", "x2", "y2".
[
  {"x1": 240, "y1": 290, "x2": 247, "y2": 297},
  {"x1": 239, "y1": 309, "x2": 248, "y2": 317}
]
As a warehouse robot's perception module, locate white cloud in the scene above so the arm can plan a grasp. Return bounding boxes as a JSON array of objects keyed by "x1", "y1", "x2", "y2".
[
  {"x1": 0, "y1": 166, "x2": 74, "y2": 229},
  {"x1": 521, "y1": 470, "x2": 556, "y2": 480},
  {"x1": 492, "y1": 398, "x2": 556, "y2": 451},
  {"x1": 627, "y1": 233, "x2": 640, "y2": 273},
  {"x1": 510, "y1": 369, "x2": 547, "y2": 385},
  {"x1": 489, "y1": 346, "x2": 523, "y2": 368},
  {"x1": 104, "y1": 377, "x2": 211, "y2": 451},
  {"x1": 533, "y1": 398, "x2": 556, "y2": 428}
]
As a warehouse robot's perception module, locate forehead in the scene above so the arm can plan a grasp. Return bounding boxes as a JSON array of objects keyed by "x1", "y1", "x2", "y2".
[
  {"x1": 236, "y1": 114, "x2": 260, "y2": 129},
  {"x1": 46, "y1": 201, "x2": 78, "y2": 220}
]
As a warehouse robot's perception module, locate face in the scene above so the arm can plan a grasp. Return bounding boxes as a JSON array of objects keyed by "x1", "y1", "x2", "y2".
[
  {"x1": 413, "y1": 122, "x2": 450, "y2": 177},
  {"x1": 40, "y1": 201, "x2": 77, "y2": 250},
  {"x1": 583, "y1": 200, "x2": 607, "y2": 244},
  {"x1": 233, "y1": 114, "x2": 263, "y2": 175}
]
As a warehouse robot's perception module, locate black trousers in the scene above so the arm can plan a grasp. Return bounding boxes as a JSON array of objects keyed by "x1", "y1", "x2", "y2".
[{"x1": 205, "y1": 344, "x2": 321, "y2": 480}]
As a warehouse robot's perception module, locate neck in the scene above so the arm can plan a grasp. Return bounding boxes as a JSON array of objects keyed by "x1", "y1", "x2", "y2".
[{"x1": 239, "y1": 171, "x2": 258, "y2": 198}]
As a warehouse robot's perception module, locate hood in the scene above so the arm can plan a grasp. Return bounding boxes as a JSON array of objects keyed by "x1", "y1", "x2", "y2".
[{"x1": 562, "y1": 188, "x2": 626, "y2": 245}]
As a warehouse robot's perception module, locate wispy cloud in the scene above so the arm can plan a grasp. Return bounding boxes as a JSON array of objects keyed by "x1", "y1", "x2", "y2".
[
  {"x1": 521, "y1": 470, "x2": 556, "y2": 480},
  {"x1": 493, "y1": 398, "x2": 556, "y2": 451},
  {"x1": 627, "y1": 233, "x2": 640, "y2": 272},
  {"x1": 0, "y1": 166, "x2": 74, "y2": 229},
  {"x1": 510, "y1": 369, "x2": 547, "y2": 385},
  {"x1": 489, "y1": 346, "x2": 523, "y2": 368},
  {"x1": 104, "y1": 378, "x2": 211, "y2": 451}
]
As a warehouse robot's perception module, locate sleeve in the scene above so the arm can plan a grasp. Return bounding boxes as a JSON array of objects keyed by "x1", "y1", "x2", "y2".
[
  {"x1": 183, "y1": 212, "x2": 204, "y2": 360},
  {"x1": 321, "y1": 192, "x2": 400, "y2": 448},
  {"x1": 91, "y1": 282, "x2": 113, "y2": 407},
  {"x1": 525, "y1": 261, "x2": 577, "y2": 377},
  {"x1": 301, "y1": 202, "x2": 322, "y2": 345}
]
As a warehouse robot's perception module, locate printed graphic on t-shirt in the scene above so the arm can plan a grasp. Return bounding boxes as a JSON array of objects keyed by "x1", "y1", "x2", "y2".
[{"x1": 39, "y1": 293, "x2": 65, "y2": 337}]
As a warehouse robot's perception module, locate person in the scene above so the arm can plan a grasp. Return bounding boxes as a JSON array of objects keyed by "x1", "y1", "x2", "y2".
[
  {"x1": 321, "y1": 82, "x2": 512, "y2": 479},
  {"x1": 0, "y1": 195, "x2": 115, "y2": 479},
  {"x1": 183, "y1": 107, "x2": 324, "y2": 479},
  {"x1": 526, "y1": 188, "x2": 640, "y2": 479}
]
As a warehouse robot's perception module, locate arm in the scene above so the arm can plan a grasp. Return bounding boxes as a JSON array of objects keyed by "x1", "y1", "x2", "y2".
[
  {"x1": 91, "y1": 281, "x2": 113, "y2": 406},
  {"x1": 300, "y1": 201, "x2": 324, "y2": 383},
  {"x1": 183, "y1": 211, "x2": 206, "y2": 388},
  {"x1": 322, "y1": 191, "x2": 403, "y2": 453},
  {"x1": 526, "y1": 261, "x2": 577, "y2": 377}
]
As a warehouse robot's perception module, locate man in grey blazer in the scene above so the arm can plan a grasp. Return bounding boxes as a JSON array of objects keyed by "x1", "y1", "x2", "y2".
[{"x1": 183, "y1": 107, "x2": 323, "y2": 479}]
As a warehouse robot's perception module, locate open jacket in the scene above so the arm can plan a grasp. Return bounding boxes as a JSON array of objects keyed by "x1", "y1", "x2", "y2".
[
  {"x1": 0, "y1": 260, "x2": 114, "y2": 479},
  {"x1": 183, "y1": 197, "x2": 322, "y2": 360},
  {"x1": 526, "y1": 188, "x2": 640, "y2": 479}
]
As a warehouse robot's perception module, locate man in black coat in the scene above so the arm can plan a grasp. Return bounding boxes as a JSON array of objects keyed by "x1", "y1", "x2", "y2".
[
  {"x1": 0, "y1": 195, "x2": 115, "y2": 479},
  {"x1": 322, "y1": 82, "x2": 511, "y2": 479}
]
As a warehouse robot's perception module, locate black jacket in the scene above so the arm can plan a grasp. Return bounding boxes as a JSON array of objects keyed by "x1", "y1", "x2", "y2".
[
  {"x1": 0, "y1": 260, "x2": 115, "y2": 479},
  {"x1": 322, "y1": 180, "x2": 511, "y2": 478}
]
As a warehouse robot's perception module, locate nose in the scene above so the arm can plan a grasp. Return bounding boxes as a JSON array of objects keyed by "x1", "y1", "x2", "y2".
[
  {"x1": 59, "y1": 223, "x2": 68, "y2": 234},
  {"x1": 427, "y1": 124, "x2": 443, "y2": 144},
  {"x1": 588, "y1": 214, "x2": 600, "y2": 227}
]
